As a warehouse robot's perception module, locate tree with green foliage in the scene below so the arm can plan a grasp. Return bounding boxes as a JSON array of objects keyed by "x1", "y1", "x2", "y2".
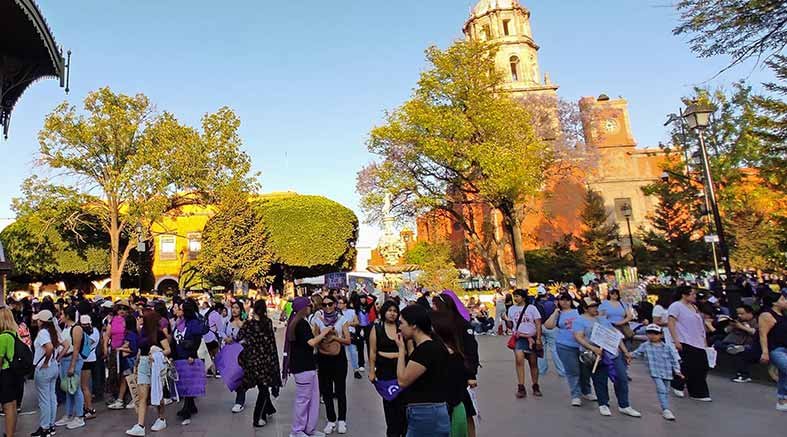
[
  {"x1": 255, "y1": 193, "x2": 358, "y2": 293},
  {"x1": 18, "y1": 87, "x2": 256, "y2": 291},
  {"x1": 525, "y1": 235, "x2": 584, "y2": 285},
  {"x1": 640, "y1": 173, "x2": 710, "y2": 274},
  {"x1": 197, "y1": 191, "x2": 274, "y2": 288},
  {"x1": 673, "y1": 0, "x2": 787, "y2": 74},
  {"x1": 754, "y1": 55, "x2": 787, "y2": 189},
  {"x1": 576, "y1": 190, "x2": 621, "y2": 273},
  {"x1": 405, "y1": 242, "x2": 460, "y2": 292},
  {"x1": 357, "y1": 40, "x2": 552, "y2": 288}
]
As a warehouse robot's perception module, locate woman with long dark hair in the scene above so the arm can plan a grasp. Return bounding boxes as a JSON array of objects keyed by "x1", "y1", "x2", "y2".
[
  {"x1": 431, "y1": 292, "x2": 479, "y2": 437},
  {"x1": 283, "y1": 297, "x2": 333, "y2": 437},
  {"x1": 125, "y1": 310, "x2": 171, "y2": 436},
  {"x1": 396, "y1": 305, "x2": 450, "y2": 437},
  {"x1": 173, "y1": 300, "x2": 208, "y2": 425},
  {"x1": 203, "y1": 302, "x2": 226, "y2": 379},
  {"x1": 106, "y1": 301, "x2": 132, "y2": 409},
  {"x1": 312, "y1": 295, "x2": 352, "y2": 434},
  {"x1": 544, "y1": 293, "x2": 593, "y2": 406},
  {"x1": 55, "y1": 306, "x2": 86, "y2": 429},
  {"x1": 237, "y1": 300, "x2": 282, "y2": 427},
  {"x1": 430, "y1": 311, "x2": 469, "y2": 437},
  {"x1": 31, "y1": 310, "x2": 61, "y2": 437},
  {"x1": 349, "y1": 293, "x2": 367, "y2": 372},
  {"x1": 667, "y1": 287, "x2": 711, "y2": 401},
  {"x1": 369, "y1": 301, "x2": 404, "y2": 437},
  {"x1": 759, "y1": 289, "x2": 787, "y2": 411},
  {"x1": 225, "y1": 300, "x2": 247, "y2": 413}
]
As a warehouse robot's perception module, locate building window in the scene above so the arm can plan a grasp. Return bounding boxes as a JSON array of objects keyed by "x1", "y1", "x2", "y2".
[
  {"x1": 481, "y1": 24, "x2": 491, "y2": 40},
  {"x1": 187, "y1": 233, "x2": 202, "y2": 260},
  {"x1": 509, "y1": 56, "x2": 520, "y2": 81},
  {"x1": 159, "y1": 235, "x2": 177, "y2": 260},
  {"x1": 502, "y1": 19, "x2": 511, "y2": 36}
]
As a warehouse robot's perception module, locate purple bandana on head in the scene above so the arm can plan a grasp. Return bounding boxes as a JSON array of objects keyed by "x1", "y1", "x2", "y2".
[{"x1": 441, "y1": 290, "x2": 470, "y2": 322}]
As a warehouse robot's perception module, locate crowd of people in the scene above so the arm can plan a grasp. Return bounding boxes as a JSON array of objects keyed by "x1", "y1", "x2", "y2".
[{"x1": 0, "y1": 275, "x2": 783, "y2": 437}]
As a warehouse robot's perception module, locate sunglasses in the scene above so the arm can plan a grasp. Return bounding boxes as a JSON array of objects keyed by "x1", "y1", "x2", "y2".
[{"x1": 323, "y1": 302, "x2": 335, "y2": 307}]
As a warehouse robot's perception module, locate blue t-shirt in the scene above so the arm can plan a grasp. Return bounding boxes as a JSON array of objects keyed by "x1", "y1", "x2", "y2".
[
  {"x1": 571, "y1": 315, "x2": 613, "y2": 351},
  {"x1": 599, "y1": 300, "x2": 627, "y2": 324},
  {"x1": 555, "y1": 309, "x2": 580, "y2": 348}
]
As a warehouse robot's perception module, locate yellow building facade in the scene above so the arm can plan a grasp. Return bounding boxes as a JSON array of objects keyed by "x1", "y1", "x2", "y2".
[{"x1": 149, "y1": 204, "x2": 214, "y2": 292}]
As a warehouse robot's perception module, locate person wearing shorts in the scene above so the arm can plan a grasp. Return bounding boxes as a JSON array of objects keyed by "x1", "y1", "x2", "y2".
[
  {"x1": 79, "y1": 315, "x2": 100, "y2": 420},
  {"x1": 507, "y1": 289, "x2": 542, "y2": 398}
]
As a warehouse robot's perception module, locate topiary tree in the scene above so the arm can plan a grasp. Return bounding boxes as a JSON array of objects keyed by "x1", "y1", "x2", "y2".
[{"x1": 255, "y1": 193, "x2": 358, "y2": 294}]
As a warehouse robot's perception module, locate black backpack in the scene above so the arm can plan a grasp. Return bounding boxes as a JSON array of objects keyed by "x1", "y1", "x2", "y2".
[{"x1": 2, "y1": 332, "x2": 34, "y2": 377}]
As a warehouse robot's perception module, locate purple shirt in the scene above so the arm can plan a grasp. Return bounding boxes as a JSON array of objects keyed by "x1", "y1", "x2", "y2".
[
  {"x1": 203, "y1": 310, "x2": 225, "y2": 344},
  {"x1": 667, "y1": 301, "x2": 706, "y2": 349}
]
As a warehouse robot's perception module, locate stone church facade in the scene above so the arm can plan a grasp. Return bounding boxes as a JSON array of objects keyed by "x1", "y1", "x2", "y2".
[{"x1": 417, "y1": 0, "x2": 666, "y2": 275}]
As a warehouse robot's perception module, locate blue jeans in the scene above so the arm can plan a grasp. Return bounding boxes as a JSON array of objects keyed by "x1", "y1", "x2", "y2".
[
  {"x1": 771, "y1": 347, "x2": 787, "y2": 401},
  {"x1": 591, "y1": 353, "x2": 630, "y2": 408},
  {"x1": 35, "y1": 364, "x2": 59, "y2": 428},
  {"x1": 556, "y1": 344, "x2": 591, "y2": 399},
  {"x1": 60, "y1": 356, "x2": 85, "y2": 417},
  {"x1": 406, "y1": 403, "x2": 450, "y2": 437},
  {"x1": 347, "y1": 344, "x2": 359, "y2": 370},
  {"x1": 653, "y1": 377, "x2": 670, "y2": 410},
  {"x1": 539, "y1": 328, "x2": 565, "y2": 376}
]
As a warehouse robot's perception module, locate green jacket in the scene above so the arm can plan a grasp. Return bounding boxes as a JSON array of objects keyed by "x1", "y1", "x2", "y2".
[{"x1": 0, "y1": 330, "x2": 16, "y2": 370}]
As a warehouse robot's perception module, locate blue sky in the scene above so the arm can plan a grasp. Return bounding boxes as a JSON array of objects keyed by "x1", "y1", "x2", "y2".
[{"x1": 2, "y1": 0, "x2": 774, "y2": 245}]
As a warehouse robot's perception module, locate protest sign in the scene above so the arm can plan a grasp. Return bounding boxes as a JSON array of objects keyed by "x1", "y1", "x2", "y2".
[
  {"x1": 590, "y1": 323, "x2": 624, "y2": 357},
  {"x1": 174, "y1": 359, "x2": 207, "y2": 397}
]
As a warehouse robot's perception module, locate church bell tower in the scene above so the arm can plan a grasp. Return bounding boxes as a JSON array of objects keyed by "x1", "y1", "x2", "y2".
[{"x1": 463, "y1": 0, "x2": 558, "y2": 100}]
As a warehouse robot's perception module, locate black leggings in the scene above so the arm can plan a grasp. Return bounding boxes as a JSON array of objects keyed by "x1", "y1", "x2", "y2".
[
  {"x1": 671, "y1": 343, "x2": 710, "y2": 398},
  {"x1": 253, "y1": 384, "x2": 276, "y2": 423},
  {"x1": 317, "y1": 352, "x2": 348, "y2": 422}
]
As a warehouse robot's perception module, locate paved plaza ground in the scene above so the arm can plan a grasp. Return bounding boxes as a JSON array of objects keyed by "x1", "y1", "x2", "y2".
[{"x1": 11, "y1": 334, "x2": 783, "y2": 437}]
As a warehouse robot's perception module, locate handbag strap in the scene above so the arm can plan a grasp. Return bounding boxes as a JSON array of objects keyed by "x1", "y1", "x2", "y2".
[{"x1": 513, "y1": 305, "x2": 527, "y2": 333}]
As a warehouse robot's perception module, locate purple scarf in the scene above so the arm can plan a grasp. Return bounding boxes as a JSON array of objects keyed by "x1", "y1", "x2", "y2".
[
  {"x1": 322, "y1": 310, "x2": 340, "y2": 327},
  {"x1": 281, "y1": 297, "x2": 310, "y2": 382}
]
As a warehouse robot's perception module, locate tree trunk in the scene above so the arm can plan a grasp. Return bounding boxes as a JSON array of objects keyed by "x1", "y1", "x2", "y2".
[
  {"x1": 501, "y1": 205, "x2": 529, "y2": 288},
  {"x1": 283, "y1": 268, "x2": 295, "y2": 297},
  {"x1": 109, "y1": 200, "x2": 122, "y2": 291}
]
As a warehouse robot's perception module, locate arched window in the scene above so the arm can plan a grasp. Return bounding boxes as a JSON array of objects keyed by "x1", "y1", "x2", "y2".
[{"x1": 509, "y1": 56, "x2": 520, "y2": 82}]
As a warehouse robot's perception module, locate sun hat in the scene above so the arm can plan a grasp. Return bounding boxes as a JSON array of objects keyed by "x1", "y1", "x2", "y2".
[
  {"x1": 79, "y1": 315, "x2": 92, "y2": 325},
  {"x1": 32, "y1": 309, "x2": 53, "y2": 322}
]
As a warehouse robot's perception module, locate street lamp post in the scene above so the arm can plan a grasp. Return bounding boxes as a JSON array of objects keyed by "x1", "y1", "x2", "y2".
[
  {"x1": 619, "y1": 202, "x2": 637, "y2": 268},
  {"x1": 682, "y1": 102, "x2": 733, "y2": 281}
]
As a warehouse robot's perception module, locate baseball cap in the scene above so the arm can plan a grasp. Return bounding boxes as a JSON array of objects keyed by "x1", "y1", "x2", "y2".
[
  {"x1": 645, "y1": 324, "x2": 662, "y2": 334},
  {"x1": 537, "y1": 285, "x2": 547, "y2": 296},
  {"x1": 101, "y1": 301, "x2": 114, "y2": 309},
  {"x1": 582, "y1": 297, "x2": 599, "y2": 308},
  {"x1": 32, "y1": 309, "x2": 53, "y2": 322},
  {"x1": 79, "y1": 315, "x2": 92, "y2": 325}
]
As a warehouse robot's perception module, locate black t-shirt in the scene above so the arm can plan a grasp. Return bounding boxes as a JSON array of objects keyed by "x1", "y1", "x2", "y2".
[
  {"x1": 139, "y1": 330, "x2": 166, "y2": 356},
  {"x1": 289, "y1": 319, "x2": 316, "y2": 374},
  {"x1": 444, "y1": 351, "x2": 467, "y2": 407},
  {"x1": 405, "y1": 339, "x2": 448, "y2": 404}
]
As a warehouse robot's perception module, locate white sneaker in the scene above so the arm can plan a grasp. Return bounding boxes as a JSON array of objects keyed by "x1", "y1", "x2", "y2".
[
  {"x1": 181, "y1": 419, "x2": 191, "y2": 426},
  {"x1": 125, "y1": 424, "x2": 145, "y2": 436},
  {"x1": 163, "y1": 399, "x2": 174, "y2": 406},
  {"x1": 582, "y1": 393, "x2": 597, "y2": 401},
  {"x1": 288, "y1": 433, "x2": 309, "y2": 437},
  {"x1": 690, "y1": 397, "x2": 712, "y2": 402},
  {"x1": 618, "y1": 406, "x2": 642, "y2": 417},
  {"x1": 599, "y1": 405, "x2": 611, "y2": 416},
  {"x1": 310, "y1": 432, "x2": 327, "y2": 437},
  {"x1": 151, "y1": 418, "x2": 167, "y2": 432},
  {"x1": 662, "y1": 409, "x2": 676, "y2": 421},
  {"x1": 54, "y1": 416, "x2": 73, "y2": 427},
  {"x1": 231, "y1": 404, "x2": 244, "y2": 413},
  {"x1": 324, "y1": 422, "x2": 336, "y2": 434},
  {"x1": 571, "y1": 398, "x2": 582, "y2": 407},
  {"x1": 777, "y1": 402, "x2": 787, "y2": 412},
  {"x1": 126, "y1": 402, "x2": 136, "y2": 409},
  {"x1": 672, "y1": 389, "x2": 685, "y2": 398},
  {"x1": 357, "y1": 367, "x2": 365, "y2": 372},
  {"x1": 337, "y1": 421, "x2": 347, "y2": 434},
  {"x1": 66, "y1": 417, "x2": 85, "y2": 429}
]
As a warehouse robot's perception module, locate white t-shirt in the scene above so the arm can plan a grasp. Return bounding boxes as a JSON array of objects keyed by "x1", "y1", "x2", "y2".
[
  {"x1": 312, "y1": 313, "x2": 348, "y2": 341},
  {"x1": 652, "y1": 305, "x2": 668, "y2": 324},
  {"x1": 341, "y1": 309, "x2": 357, "y2": 334},
  {"x1": 84, "y1": 329, "x2": 100, "y2": 362},
  {"x1": 33, "y1": 329, "x2": 60, "y2": 370},
  {"x1": 507, "y1": 304, "x2": 541, "y2": 337}
]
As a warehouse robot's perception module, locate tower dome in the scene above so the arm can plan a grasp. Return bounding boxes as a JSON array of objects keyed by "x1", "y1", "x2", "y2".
[{"x1": 470, "y1": 0, "x2": 524, "y2": 19}]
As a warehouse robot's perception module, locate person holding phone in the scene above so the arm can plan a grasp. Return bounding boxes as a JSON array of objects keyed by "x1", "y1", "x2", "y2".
[
  {"x1": 312, "y1": 296, "x2": 352, "y2": 435},
  {"x1": 369, "y1": 301, "x2": 404, "y2": 437}
]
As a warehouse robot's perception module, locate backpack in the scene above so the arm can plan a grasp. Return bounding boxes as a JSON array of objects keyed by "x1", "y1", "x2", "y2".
[
  {"x1": 69, "y1": 326, "x2": 94, "y2": 360},
  {"x1": 2, "y1": 332, "x2": 34, "y2": 377}
]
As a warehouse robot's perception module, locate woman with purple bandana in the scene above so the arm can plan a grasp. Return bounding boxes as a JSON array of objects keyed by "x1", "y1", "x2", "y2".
[{"x1": 283, "y1": 297, "x2": 334, "y2": 437}]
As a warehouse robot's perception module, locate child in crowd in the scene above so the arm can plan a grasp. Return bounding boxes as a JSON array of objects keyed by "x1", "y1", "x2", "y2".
[{"x1": 631, "y1": 324, "x2": 683, "y2": 421}]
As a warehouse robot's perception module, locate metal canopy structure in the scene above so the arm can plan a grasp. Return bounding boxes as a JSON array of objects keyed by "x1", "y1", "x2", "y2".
[{"x1": 0, "y1": 0, "x2": 69, "y2": 138}]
